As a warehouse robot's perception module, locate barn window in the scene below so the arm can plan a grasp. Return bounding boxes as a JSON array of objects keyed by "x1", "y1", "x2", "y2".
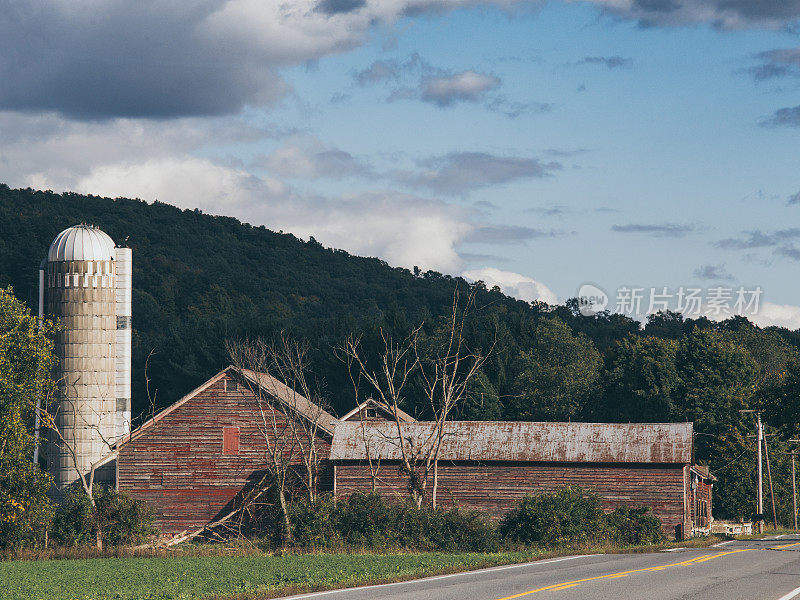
[
  {"x1": 223, "y1": 426, "x2": 240, "y2": 455},
  {"x1": 365, "y1": 408, "x2": 378, "y2": 418}
]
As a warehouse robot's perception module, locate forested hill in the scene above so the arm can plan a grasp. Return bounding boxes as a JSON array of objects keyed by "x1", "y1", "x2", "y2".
[
  {"x1": 3, "y1": 184, "x2": 800, "y2": 521},
  {"x1": 0, "y1": 184, "x2": 543, "y2": 417}
]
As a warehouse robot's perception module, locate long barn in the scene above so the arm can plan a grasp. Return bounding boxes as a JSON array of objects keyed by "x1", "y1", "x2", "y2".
[
  {"x1": 115, "y1": 368, "x2": 713, "y2": 538},
  {"x1": 330, "y1": 421, "x2": 708, "y2": 538}
]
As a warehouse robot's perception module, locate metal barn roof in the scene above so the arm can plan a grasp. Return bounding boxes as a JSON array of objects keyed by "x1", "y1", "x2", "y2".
[
  {"x1": 238, "y1": 368, "x2": 339, "y2": 434},
  {"x1": 329, "y1": 421, "x2": 693, "y2": 464}
]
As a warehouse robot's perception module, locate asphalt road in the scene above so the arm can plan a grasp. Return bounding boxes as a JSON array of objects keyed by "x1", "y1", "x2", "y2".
[{"x1": 279, "y1": 535, "x2": 800, "y2": 600}]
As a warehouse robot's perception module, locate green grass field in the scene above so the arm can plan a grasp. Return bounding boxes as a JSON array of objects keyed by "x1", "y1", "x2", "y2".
[
  {"x1": 2, "y1": 550, "x2": 553, "y2": 600},
  {"x1": 1, "y1": 531, "x2": 738, "y2": 600}
]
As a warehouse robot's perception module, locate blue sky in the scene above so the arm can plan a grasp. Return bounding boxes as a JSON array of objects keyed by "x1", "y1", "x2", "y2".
[{"x1": 1, "y1": 1, "x2": 799, "y2": 326}]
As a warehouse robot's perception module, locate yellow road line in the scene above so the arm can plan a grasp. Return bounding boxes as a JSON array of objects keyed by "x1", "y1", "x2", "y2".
[
  {"x1": 494, "y1": 549, "x2": 751, "y2": 600},
  {"x1": 771, "y1": 542, "x2": 800, "y2": 550}
]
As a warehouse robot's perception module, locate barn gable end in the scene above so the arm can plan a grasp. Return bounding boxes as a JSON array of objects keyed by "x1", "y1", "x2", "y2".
[
  {"x1": 340, "y1": 398, "x2": 416, "y2": 423},
  {"x1": 117, "y1": 367, "x2": 333, "y2": 534}
]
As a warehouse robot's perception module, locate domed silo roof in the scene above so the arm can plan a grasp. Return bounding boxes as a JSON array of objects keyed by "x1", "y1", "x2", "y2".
[{"x1": 48, "y1": 224, "x2": 116, "y2": 262}]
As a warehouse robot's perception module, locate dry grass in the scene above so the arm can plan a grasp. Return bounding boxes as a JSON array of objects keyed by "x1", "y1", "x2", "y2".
[
  {"x1": 0, "y1": 541, "x2": 265, "y2": 562},
  {"x1": 0, "y1": 529, "x2": 732, "y2": 563}
]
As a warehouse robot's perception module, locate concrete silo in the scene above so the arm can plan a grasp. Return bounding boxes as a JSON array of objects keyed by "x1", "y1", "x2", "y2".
[
  {"x1": 114, "y1": 247, "x2": 132, "y2": 439},
  {"x1": 42, "y1": 224, "x2": 132, "y2": 489}
]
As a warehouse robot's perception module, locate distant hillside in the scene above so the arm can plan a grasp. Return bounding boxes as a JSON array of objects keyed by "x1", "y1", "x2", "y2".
[{"x1": 0, "y1": 184, "x2": 540, "y2": 417}]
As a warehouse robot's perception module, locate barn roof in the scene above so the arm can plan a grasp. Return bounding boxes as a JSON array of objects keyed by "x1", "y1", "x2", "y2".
[
  {"x1": 237, "y1": 368, "x2": 339, "y2": 434},
  {"x1": 117, "y1": 365, "x2": 338, "y2": 447},
  {"x1": 329, "y1": 421, "x2": 693, "y2": 464}
]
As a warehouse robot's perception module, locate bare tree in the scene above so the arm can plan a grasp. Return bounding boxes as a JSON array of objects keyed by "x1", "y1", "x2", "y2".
[
  {"x1": 341, "y1": 288, "x2": 491, "y2": 508},
  {"x1": 417, "y1": 289, "x2": 491, "y2": 508},
  {"x1": 226, "y1": 335, "x2": 332, "y2": 544},
  {"x1": 142, "y1": 348, "x2": 159, "y2": 424},
  {"x1": 342, "y1": 328, "x2": 433, "y2": 506},
  {"x1": 263, "y1": 335, "x2": 331, "y2": 504},
  {"x1": 37, "y1": 377, "x2": 125, "y2": 549}
]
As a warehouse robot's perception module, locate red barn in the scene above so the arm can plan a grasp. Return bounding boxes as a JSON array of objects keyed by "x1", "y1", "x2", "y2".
[
  {"x1": 689, "y1": 465, "x2": 715, "y2": 535},
  {"x1": 330, "y1": 421, "x2": 701, "y2": 538},
  {"x1": 116, "y1": 369, "x2": 711, "y2": 539},
  {"x1": 116, "y1": 366, "x2": 337, "y2": 534}
]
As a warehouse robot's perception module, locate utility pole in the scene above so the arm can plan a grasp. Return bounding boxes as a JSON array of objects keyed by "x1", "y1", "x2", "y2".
[
  {"x1": 793, "y1": 449, "x2": 798, "y2": 533},
  {"x1": 757, "y1": 413, "x2": 764, "y2": 533},
  {"x1": 763, "y1": 425, "x2": 778, "y2": 530},
  {"x1": 741, "y1": 410, "x2": 764, "y2": 534},
  {"x1": 790, "y1": 440, "x2": 800, "y2": 533}
]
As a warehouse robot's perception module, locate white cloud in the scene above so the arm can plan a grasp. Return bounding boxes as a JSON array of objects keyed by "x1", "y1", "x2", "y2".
[
  {"x1": 750, "y1": 301, "x2": 800, "y2": 330},
  {"x1": 70, "y1": 156, "x2": 472, "y2": 272},
  {"x1": 420, "y1": 71, "x2": 501, "y2": 107},
  {"x1": 0, "y1": 111, "x2": 546, "y2": 275},
  {"x1": 0, "y1": 112, "x2": 276, "y2": 191},
  {"x1": 462, "y1": 267, "x2": 558, "y2": 304},
  {"x1": 261, "y1": 135, "x2": 371, "y2": 179},
  {"x1": 77, "y1": 157, "x2": 286, "y2": 210}
]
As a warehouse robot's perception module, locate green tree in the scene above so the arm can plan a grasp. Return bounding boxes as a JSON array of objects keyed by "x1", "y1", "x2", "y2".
[
  {"x1": 458, "y1": 370, "x2": 502, "y2": 420},
  {"x1": 644, "y1": 310, "x2": 690, "y2": 340},
  {"x1": 728, "y1": 324, "x2": 800, "y2": 430},
  {"x1": 509, "y1": 317, "x2": 602, "y2": 421},
  {"x1": 0, "y1": 287, "x2": 56, "y2": 547},
  {"x1": 600, "y1": 336, "x2": 679, "y2": 422},
  {"x1": 771, "y1": 361, "x2": 800, "y2": 438},
  {"x1": 674, "y1": 329, "x2": 757, "y2": 430},
  {"x1": 674, "y1": 330, "x2": 759, "y2": 520}
]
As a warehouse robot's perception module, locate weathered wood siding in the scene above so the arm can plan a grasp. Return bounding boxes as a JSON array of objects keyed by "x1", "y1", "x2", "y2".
[
  {"x1": 691, "y1": 479, "x2": 713, "y2": 528},
  {"x1": 334, "y1": 460, "x2": 687, "y2": 535},
  {"x1": 118, "y1": 373, "x2": 332, "y2": 533}
]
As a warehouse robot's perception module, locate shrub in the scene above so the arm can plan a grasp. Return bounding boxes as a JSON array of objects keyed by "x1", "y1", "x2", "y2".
[
  {"x1": 51, "y1": 486, "x2": 96, "y2": 547},
  {"x1": 0, "y1": 465, "x2": 54, "y2": 549},
  {"x1": 382, "y1": 501, "x2": 498, "y2": 552},
  {"x1": 499, "y1": 486, "x2": 608, "y2": 547},
  {"x1": 606, "y1": 506, "x2": 665, "y2": 546},
  {"x1": 334, "y1": 492, "x2": 395, "y2": 548},
  {"x1": 415, "y1": 506, "x2": 499, "y2": 552},
  {"x1": 52, "y1": 485, "x2": 156, "y2": 547},
  {"x1": 283, "y1": 492, "x2": 498, "y2": 552},
  {"x1": 287, "y1": 496, "x2": 340, "y2": 548}
]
